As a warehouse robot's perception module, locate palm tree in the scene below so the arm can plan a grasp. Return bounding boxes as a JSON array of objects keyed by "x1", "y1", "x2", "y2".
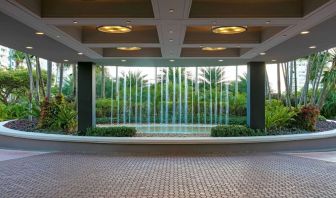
[
  {"x1": 199, "y1": 67, "x2": 225, "y2": 85},
  {"x1": 101, "y1": 65, "x2": 106, "y2": 98},
  {"x1": 318, "y1": 49, "x2": 336, "y2": 108},
  {"x1": 10, "y1": 50, "x2": 25, "y2": 68},
  {"x1": 25, "y1": 54, "x2": 35, "y2": 121},
  {"x1": 46, "y1": 60, "x2": 52, "y2": 100}
]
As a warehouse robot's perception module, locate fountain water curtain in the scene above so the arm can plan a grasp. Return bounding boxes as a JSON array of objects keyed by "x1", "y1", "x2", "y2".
[
  {"x1": 165, "y1": 67, "x2": 169, "y2": 125},
  {"x1": 104, "y1": 66, "x2": 239, "y2": 133},
  {"x1": 135, "y1": 77, "x2": 138, "y2": 124},
  {"x1": 140, "y1": 79, "x2": 143, "y2": 124},
  {"x1": 179, "y1": 68, "x2": 182, "y2": 124},
  {"x1": 160, "y1": 69, "x2": 164, "y2": 124},
  {"x1": 129, "y1": 71, "x2": 132, "y2": 124},
  {"x1": 123, "y1": 74, "x2": 127, "y2": 124},
  {"x1": 116, "y1": 67, "x2": 120, "y2": 124}
]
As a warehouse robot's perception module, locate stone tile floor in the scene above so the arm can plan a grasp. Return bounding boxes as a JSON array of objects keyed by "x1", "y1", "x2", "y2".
[{"x1": 0, "y1": 150, "x2": 336, "y2": 198}]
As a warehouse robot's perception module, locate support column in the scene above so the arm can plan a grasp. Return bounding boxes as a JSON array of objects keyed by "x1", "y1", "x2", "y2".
[
  {"x1": 77, "y1": 62, "x2": 96, "y2": 132},
  {"x1": 247, "y1": 62, "x2": 265, "y2": 130}
]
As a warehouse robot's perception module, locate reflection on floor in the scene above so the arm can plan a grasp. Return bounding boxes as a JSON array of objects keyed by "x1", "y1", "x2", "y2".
[
  {"x1": 286, "y1": 151, "x2": 336, "y2": 162},
  {"x1": 0, "y1": 149, "x2": 47, "y2": 162}
]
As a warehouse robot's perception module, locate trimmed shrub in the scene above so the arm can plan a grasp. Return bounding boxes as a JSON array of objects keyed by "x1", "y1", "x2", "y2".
[
  {"x1": 86, "y1": 127, "x2": 136, "y2": 137},
  {"x1": 265, "y1": 100, "x2": 296, "y2": 130},
  {"x1": 295, "y1": 105, "x2": 320, "y2": 131},
  {"x1": 211, "y1": 125, "x2": 265, "y2": 137}
]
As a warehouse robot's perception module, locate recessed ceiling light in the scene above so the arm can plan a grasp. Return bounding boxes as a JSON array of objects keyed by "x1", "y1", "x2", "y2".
[
  {"x1": 56, "y1": 35, "x2": 61, "y2": 38},
  {"x1": 218, "y1": 59, "x2": 224, "y2": 62},
  {"x1": 97, "y1": 25, "x2": 132, "y2": 34},
  {"x1": 212, "y1": 26, "x2": 247, "y2": 34},
  {"x1": 301, "y1": 31, "x2": 310, "y2": 35},
  {"x1": 260, "y1": 52, "x2": 266, "y2": 55},
  {"x1": 78, "y1": 52, "x2": 83, "y2": 55},
  {"x1": 169, "y1": 59, "x2": 175, "y2": 62},
  {"x1": 236, "y1": 45, "x2": 241, "y2": 48},
  {"x1": 265, "y1": 21, "x2": 271, "y2": 24},
  {"x1": 35, "y1": 32, "x2": 44, "y2": 35},
  {"x1": 169, "y1": 39, "x2": 173, "y2": 42},
  {"x1": 121, "y1": 59, "x2": 127, "y2": 62},
  {"x1": 126, "y1": 20, "x2": 131, "y2": 24},
  {"x1": 64, "y1": 59, "x2": 69, "y2": 62},
  {"x1": 73, "y1": 21, "x2": 78, "y2": 24},
  {"x1": 26, "y1": 46, "x2": 33, "y2": 49},
  {"x1": 117, "y1": 47, "x2": 142, "y2": 51},
  {"x1": 169, "y1": 30, "x2": 173, "y2": 34},
  {"x1": 202, "y1": 47, "x2": 226, "y2": 51},
  {"x1": 309, "y1": 45, "x2": 316, "y2": 49},
  {"x1": 169, "y1": 9, "x2": 174, "y2": 13},
  {"x1": 272, "y1": 59, "x2": 277, "y2": 62}
]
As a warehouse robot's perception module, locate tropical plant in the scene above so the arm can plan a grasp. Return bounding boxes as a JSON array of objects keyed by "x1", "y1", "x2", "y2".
[
  {"x1": 294, "y1": 105, "x2": 320, "y2": 131},
  {"x1": 37, "y1": 95, "x2": 77, "y2": 134},
  {"x1": 265, "y1": 100, "x2": 297, "y2": 130}
]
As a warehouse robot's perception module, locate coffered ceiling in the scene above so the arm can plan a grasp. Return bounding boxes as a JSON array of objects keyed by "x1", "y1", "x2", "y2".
[{"x1": 0, "y1": 0, "x2": 335, "y2": 66}]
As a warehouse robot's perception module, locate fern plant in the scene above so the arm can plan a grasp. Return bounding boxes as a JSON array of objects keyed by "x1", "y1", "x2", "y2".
[{"x1": 265, "y1": 100, "x2": 297, "y2": 131}]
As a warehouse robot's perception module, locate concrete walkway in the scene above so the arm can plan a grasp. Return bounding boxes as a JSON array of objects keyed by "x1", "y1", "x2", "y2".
[{"x1": 0, "y1": 149, "x2": 47, "y2": 162}]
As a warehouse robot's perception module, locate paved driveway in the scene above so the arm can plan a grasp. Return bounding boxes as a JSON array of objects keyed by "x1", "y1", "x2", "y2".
[{"x1": 0, "y1": 150, "x2": 336, "y2": 197}]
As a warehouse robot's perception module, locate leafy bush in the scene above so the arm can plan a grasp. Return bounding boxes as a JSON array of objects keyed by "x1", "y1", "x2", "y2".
[
  {"x1": 318, "y1": 115, "x2": 327, "y2": 121},
  {"x1": 38, "y1": 95, "x2": 77, "y2": 134},
  {"x1": 265, "y1": 100, "x2": 296, "y2": 130},
  {"x1": 211, "y1": 125, "x2": 265, "y2": 137},
  {"x1": 85, "y1": 127, "x2": 136, "y2": 137},
  {"x1": 0, "y1": 101, "x2": 39, "y2": 121},
  {"x1": 229, "y1": 116, "x2": 246, "y2": 125},
  {"x1": 96, "y1": 98, "x2": 112, "y2": 118},
  {"x1": 295, "y1": 105, "x2": 320, "y2": 131},
  {"x1": 321, "y1": 91, "x2": 336, "y2": 119},
  {"x1": 230, "y1": 93, "x2": 247, "y2": 116},
  {"x1": 96, "y1": 117, "x2": 112, "y2": 124}
]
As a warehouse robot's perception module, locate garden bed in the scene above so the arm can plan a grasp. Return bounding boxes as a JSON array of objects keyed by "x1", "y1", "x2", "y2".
[{"x1": 3, "y1": 119, "x2": 336, "y2": 137}]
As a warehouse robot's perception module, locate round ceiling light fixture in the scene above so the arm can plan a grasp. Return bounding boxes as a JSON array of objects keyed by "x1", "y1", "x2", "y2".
[
  {"x1": 212, "y1": 26, "x2": 247, "y2": 34},
  {"x1": 35, "y1": 32, "x2": 44, "y2": 35},
  {"x1": 202, "y1": 47, "x2": 226, "y2": 51},
  {"x1": 117, "y1": 47, "x2": 142, "y2": 51},
  {"x1": 97, "y1": 25, "x2": 132, "y2": 34}
]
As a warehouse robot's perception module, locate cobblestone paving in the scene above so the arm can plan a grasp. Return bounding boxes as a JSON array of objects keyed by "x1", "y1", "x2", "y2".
[{"x1": 0, "y1": 152, "x2": 336, "y2": 198}]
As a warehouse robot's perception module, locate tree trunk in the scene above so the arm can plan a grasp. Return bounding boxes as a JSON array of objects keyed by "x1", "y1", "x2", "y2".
[
  {"x1": 58, "y1": 63, "x2": 64, "y2": 95},
  {"x1": 101, "y1": 65, "x2": 106, "y2": 98},
  {"x1": 36, "y1": 57, "x2": 45, "y2": 98},
  {"x1": 234, "y1": 65, "x2": 238, "y2": 103},
  {"x1": 46, "y1": 60, "x2": 52, "y2": 101},
  {"x1": 301, "y1": 56, "x2": 312, "y2": 106},
  {"x1": 25, "y1": 54, "x2": 35, "y2": 121},
  {"x1": 277, "y1": 63, "x2": 281, "y2": 100},
  {"x1": 34, "y1": 57, "x2": 40, "y2": 103},
  {"x1": 72, "y1": 64, "x2": 77, "y2": 100},
  {"x1": 294, "y1": 60, "x2": 298, "y2": 107},
  {"x1": 317, "y1": 58, "x2": 336, "y2": 108}
]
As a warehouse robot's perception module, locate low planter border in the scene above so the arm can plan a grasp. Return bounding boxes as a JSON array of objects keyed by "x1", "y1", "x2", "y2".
[{"x1": 1, "y1": 120, "x2": 336, "y2": 145}]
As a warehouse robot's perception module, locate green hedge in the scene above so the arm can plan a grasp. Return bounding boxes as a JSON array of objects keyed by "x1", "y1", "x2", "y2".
[
  {"x1": 211, "y1": 125, "x2": 265, "y2": 137},
  {"x1": 85, "y1": 127, "x2": 136, "y2": 137}
]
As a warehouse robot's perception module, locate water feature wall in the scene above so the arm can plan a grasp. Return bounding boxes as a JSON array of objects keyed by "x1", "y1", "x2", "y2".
[{"x1": 104, "y1": 66, "x2": 240, "y2": 126}]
